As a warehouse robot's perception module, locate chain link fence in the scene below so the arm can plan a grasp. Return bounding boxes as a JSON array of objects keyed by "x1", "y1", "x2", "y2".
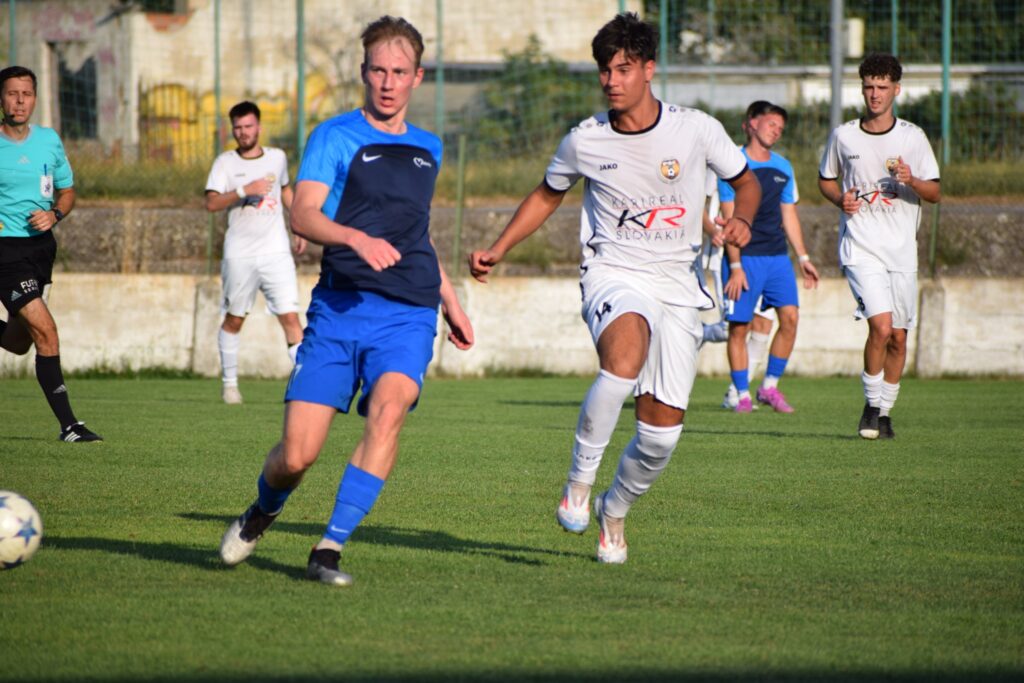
[{"x1": 1, "y1": 0, "x2": 1021, "y2": 275}]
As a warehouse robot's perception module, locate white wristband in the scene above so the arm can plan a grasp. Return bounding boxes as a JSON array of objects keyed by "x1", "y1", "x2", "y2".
[
  {"x1": 729, "y1": 261, "x2": 742, "y2": 270},
  {"x1": 798, "y1": 254, "x2": 811, "y2": 263},
  {"x1": 236, "y1": 186, "x2": 247, "y2": 199}
]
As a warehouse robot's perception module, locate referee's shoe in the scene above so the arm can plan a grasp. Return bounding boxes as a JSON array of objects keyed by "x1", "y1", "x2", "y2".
[{"x1": 59, "y1": 421, "x2": 103, "y2": 443}]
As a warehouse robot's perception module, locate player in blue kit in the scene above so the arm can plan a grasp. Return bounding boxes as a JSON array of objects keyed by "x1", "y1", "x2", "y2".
[
  {"x1": 219, "y1": 16, "x2": 474, "y2": 585},
  {"x1": 720, "y1": 101, "x2": 818, "y2": 413},
  {"x1": 0, "y1": 66, "x2": 101, "y2": 442}
]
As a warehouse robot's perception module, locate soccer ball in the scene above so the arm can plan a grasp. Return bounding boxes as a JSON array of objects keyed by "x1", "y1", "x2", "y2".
[{"x1": 0, "y1": 491, "x2": 43, "y2": 569}]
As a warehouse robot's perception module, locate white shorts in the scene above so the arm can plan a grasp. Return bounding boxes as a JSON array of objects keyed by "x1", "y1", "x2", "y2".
[
  {"x1": 221, "y1": 253, "x2": 299, "y2": 317},
  {"x1": 753, "y1": 298, "x2": 778, "y2": 323},
  {"x1": 581, "y1": 271, "x2": 702, "y2": 411},
  {"x1": 843, "y1": 261, "x2": 917, "y2": 329}
]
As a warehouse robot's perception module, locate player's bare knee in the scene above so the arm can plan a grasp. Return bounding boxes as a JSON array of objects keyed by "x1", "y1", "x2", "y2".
[
  {"x1": 868, "y1": 319, "x2": 893, "y2": 343},
  {"x1": 778, "y1": 307, "x2": 799, "y2": 330},
  {"x1": 887, "y1": 331, "x2": 907, "y2": 354},
  {"x1": 366, "y1": 398, "x2": 411, "y2": 435},
  {"x1": 221, "y1": 316, "x2": 245, "y2": 334}
]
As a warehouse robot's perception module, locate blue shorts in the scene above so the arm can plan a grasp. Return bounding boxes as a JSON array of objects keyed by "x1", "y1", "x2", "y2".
[
  {"x1": 285, "y1": 286, "x2": 437, "y2": 416},
  {"x1": 723, "y1": 254, "x2": 799, "y2": 323}
]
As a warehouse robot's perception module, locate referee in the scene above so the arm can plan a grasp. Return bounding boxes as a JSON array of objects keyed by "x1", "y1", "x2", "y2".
[{"x1": 0, "y1": 66, "x2": 101, "y2": 442}]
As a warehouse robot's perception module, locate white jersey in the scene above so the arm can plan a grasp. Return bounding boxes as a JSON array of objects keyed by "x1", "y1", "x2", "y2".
[
  {"x1": 819, "y1": 118, "x2": 939, "y2": 273},
  {"x1": 205, "y1": 147, "x2": 291, "y2": 259},
  {"x1": 545, "y1": 103, "x2": 747, "y2": 304}
]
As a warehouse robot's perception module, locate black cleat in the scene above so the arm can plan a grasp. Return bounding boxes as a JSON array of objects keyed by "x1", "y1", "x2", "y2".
[
  {"x1": 877, "y1": 416, "x2": 895, "y2": 439},
  {"x1": 59, "y1": 422, "x2": 103, "y2": 443},
  {"x1": 220, "y1": 501, "x2": 279, "y2": 566},
  {"x1": 858, "y1": 404, "x2": 880, "y2": 440},
  {"x1": 306, "y1": 547, "x2": 354, "y2": 586}
]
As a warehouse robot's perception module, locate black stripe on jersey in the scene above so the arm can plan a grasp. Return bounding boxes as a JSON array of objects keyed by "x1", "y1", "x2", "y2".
[
  {"x1": 722, "y1": 163, "x2": 749, "y2": 184},
  {"x1": 608, "y1": 101, "x2": 662, "y2": 136},
  {"x1": 858, "y1": 118, "x2": 898, "y2": 135},
  {"x1": 542, "y1": 177, "x2": 569, "y2": 194}
]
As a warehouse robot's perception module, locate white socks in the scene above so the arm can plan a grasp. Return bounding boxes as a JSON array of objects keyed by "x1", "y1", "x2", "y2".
[
  {"x1": 568, "y1": 369, "x2": 636, "y2": 488},
  {"x1": 218, "y1": 328, "x2": 240, "y2": 386},
  {"x1": 862, "y1": 370, "x2": 883, "y2": 408},
  {"x1": 748, "y1": 331, "x2": 771, "y2": 378},
  {"x1": 880, "y1": 381, "x2": 900, "y2": 417},
  {"x1": 604, "y1": 421, "x2": 682, "y2": 519}
]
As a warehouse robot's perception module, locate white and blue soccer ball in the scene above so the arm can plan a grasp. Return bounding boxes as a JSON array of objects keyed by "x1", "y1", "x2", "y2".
[{"x1": 0, "y1": 491, "x2": 43, "y2": 569}]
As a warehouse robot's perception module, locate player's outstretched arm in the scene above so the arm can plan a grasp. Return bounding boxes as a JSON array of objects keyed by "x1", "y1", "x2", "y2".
[
  {"x1": 436, "y1": 258, "x2": 474, "y2": 351},
  {"x1": 780, "y1": 203, "x2": 819, "y2": 289},
  {"x1": 722, "y1": 169, "x2": 759, "y2": 248},
  {"x1": 291, "y1": 180, "x2": 401, "y2": 272},
  {"x1": 468, "y1": 182, "x2": 565, "y2": 283}
]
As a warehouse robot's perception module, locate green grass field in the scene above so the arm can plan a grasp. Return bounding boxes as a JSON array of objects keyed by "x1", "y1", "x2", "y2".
[{"x1": 1, "y1": 376, "x2": 1021, "y2": 682}]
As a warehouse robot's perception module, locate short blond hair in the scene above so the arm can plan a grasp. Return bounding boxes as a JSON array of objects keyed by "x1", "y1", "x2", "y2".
[{"x1": 361, "y1": 16, "x2": 425, "y2": 68}]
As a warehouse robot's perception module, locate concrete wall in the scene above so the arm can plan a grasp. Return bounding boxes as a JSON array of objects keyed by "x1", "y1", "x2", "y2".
[{"x1": 2, "y1": 275, "x2": 1021, "y2": 379}]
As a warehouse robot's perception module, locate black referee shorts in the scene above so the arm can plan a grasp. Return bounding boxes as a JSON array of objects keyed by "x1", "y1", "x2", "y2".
[{"x1": 0, "y1": 232, "x2": 57, "y2": 316}]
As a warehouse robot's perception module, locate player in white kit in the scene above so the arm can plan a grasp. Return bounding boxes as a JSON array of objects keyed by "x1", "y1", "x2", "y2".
[
  {"x1": 818, "y1": 54, "x2": 940, "y2": 439},
  {"x1": 205, "y1": 101, "x2": 306, "y2": 404},
  {"x1": 469, "y1": 13, "x2": 760, "y2": 563}
]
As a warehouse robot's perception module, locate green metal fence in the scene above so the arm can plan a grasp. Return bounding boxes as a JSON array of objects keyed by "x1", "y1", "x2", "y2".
[{"x1": 2, "y1": 0, "x2": 1021, "y2": 199}]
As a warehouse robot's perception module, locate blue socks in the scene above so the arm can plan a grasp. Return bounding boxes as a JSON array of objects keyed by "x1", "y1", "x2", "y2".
[
  {"x1": 257, "y1": 473, "x2": 292, "y2": 515},
  {"x1": 730, "y1": 369, "x2": 749, "y2": 393},
  {"x1": 766, "y1": 354, "x2": 788, "y2": 379},
  {"x1": 323, "y1": 464, "x2": 385, "y2": 546}
]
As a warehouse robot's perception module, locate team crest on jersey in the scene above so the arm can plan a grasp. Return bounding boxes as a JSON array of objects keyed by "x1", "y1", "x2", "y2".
[
  {"x1": 885, "y1": 158, "x2": 900, "y2": 175},
  {"x1": 659, "y1": 158, "x2": 681, "y2": 183}
]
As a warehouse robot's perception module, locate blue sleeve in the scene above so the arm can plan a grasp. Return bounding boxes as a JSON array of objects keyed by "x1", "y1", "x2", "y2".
[
  {"x1": 51, "y1": 132, "x2": 73, "y2": 189},
  {"x1": 717, "y1": 176, "x2": 736, "y2": 203},
  {"x1": 297, "y1": 121, "x2": 347, "y2": 186},
  {"x1": 781, "y1": 158, "x2": 797, "y2": 204}
]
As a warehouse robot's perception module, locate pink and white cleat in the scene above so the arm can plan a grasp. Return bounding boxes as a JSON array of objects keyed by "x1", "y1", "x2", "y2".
[
  {"x1": 734, "y1": 396, "x2": 754, "y2": 413},
  {"x1": 757, "y1": 386, "x2": 794, "y2": 413}
]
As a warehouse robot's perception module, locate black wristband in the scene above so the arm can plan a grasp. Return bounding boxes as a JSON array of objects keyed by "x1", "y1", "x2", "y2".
[{"x1": 52, "y1": 208, "x2": 65, "y2": 222}]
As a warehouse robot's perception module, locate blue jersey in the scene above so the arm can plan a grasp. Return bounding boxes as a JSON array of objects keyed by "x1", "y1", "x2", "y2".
[
  {"x1": 297, "y1": 110, "x2": 443, "y2": 309},
  {"x1": 0, "y1": 125, "x2": 73, "y2": 239},
  {"x1": 718, "y1": 148, "x2": 797, "y2": 256}
]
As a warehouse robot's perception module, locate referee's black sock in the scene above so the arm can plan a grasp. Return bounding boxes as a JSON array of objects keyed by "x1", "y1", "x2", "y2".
[{"x1": 35, "y1": 354, "x2": 77, "y2": 429}]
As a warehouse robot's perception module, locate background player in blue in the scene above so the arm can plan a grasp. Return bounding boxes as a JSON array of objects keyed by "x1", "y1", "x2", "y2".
[
  {"x1": 0, "y1": 66, "x2": 101, "y2": 442},
  {"x1": 219, "y1": 16, "x2": 474, "y2": 586},
  {"x1": 720, "y1": 101, "x2": 819, "y2": 413}
]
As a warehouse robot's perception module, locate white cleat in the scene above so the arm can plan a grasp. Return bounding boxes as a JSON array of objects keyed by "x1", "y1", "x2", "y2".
[
  {"x1": 721, "y1": 387, "x2": 739, "y2": 409},
  {"x1": 222, "y1": 385, "x2": 243, "y2": 405},
  {"x1": 220, "y1": 501, "x2": 278, "y2": 566},
  {"x1": 593, "y1": 491, "x2": 627, "y2": 564},
  {"x1": 556, "y1": 484, "x2": 590, "y2": 534}
]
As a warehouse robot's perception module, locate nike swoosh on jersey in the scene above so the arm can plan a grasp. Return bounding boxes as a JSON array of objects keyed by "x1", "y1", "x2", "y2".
[{"x1": 362, "y1": 153, "x2": 383, "y2": 162}]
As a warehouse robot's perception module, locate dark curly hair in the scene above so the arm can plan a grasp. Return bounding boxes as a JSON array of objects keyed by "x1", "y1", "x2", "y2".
[
  {"x1": 859, "y1": 53, "x2": 902, "y2": 82},
  {"x1": 592, "y1": 12, "x2": 658, "y2": 69}
]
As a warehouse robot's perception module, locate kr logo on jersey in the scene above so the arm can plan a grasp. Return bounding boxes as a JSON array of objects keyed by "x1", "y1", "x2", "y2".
[
  {"x1": 617, "y1": 205, "x2": 687, "y2": 230},
  {"x1": 855, "y1": 185, "x2": 898, "y2": 208}
]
